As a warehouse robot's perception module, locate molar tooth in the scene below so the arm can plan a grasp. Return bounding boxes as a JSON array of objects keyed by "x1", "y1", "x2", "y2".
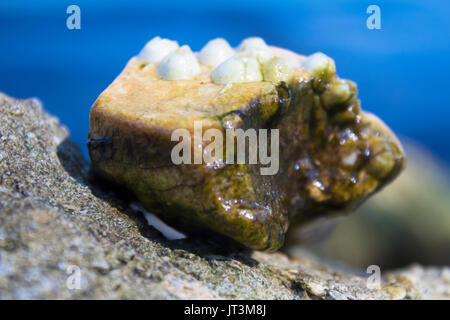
[
  {"x1": 238, "y1": 37, "x2": 268, "y2": 50},
  {"x1": 365, "y1": 136, "x2": 396, "y2": 179},
  {"x1": 198, "y1": 38, "x2": 235, "y2": 67},
  {"x1": 237, "y1": 37, "x2": 273, "y2": 63},
  {"x1": 302, "y1": 52, "x2": 336, "y2": 83},
  {"x1": 321, "y1": 79, "x2": 355, "y2": 109},
  {"x1": 157, "y1": 45, "x2": 200, "y2": 80},
  {"x1": 138, "y1": 36, "x2": 179, "y2": 63},
  {"x1": 367, "y1": 150, "x2": 396, "y2": 179},
  {"x1": 211, "y1": 54, "x2": 262, "y2": 84},
  {"x1": 262, "y1": 56, "x2": 297, "y2": 82}
]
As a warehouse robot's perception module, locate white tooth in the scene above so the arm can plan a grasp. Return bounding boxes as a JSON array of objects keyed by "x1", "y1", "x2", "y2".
[
  {"x1": 237, "y1": 37, "x2": 273, "y2": 63},
  {"x1": 262, "y1": 56, "x2": 297, "y2": 82},
  {"x1": 211, "y1": 57, "x2": 245, "y2": 84},
  {"x1": 211, "y1": 53, "x2": 262, "y2": 84},
  {"x1": 301, "y1": 52, "x2": 336, "y2": 81},
  {"x1": 242, "y1": 56, "x2": 264, "y2": 82},
  {"x1": 138, "y1": 36, "x2": 179, "y2": 63},
  {"x1": 198, "y1": 38, "x2": 235, "y2": 67},
  {"x1": 157, "y1": 45, "x2": 200, "y2": 80},
  {"x1": 238, "y1": 37, "x2": 268, "y2": 50}
]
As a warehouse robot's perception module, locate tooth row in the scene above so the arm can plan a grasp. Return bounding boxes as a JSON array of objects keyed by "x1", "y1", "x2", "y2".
[
  {"x1": 211, "y1": 37, "x2": 337, "y2": 84},
  {"x1": 138, "y1": 37, "x2": 336, "y2": 84}
]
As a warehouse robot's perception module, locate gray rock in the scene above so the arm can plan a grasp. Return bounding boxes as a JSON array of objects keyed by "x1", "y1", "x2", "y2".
[{"x1": 0, "y1": 92, "x2": 448, "y2": 299}]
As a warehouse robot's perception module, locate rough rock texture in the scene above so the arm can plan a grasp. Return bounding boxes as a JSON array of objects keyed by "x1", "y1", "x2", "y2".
[{"x1": 0, "y1": 93, "x2": 448, "y2": 299}]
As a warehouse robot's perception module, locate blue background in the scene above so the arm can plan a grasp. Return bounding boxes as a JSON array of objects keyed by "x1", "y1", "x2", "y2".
[{"x1": 1, "y1": 0, "x2": 449, "y2": 162}]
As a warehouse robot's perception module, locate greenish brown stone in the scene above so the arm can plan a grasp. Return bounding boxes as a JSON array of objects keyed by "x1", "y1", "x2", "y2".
[{"x1": 88, "y1": 57, "x2": 406, "y2": 251}]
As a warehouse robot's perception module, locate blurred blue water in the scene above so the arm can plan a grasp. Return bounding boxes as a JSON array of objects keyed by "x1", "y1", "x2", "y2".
[{"x1": 1, "y1": 0, "x2": 449, "y2": 162}]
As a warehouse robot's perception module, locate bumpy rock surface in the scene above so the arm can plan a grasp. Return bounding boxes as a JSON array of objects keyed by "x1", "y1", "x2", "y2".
[
  {"x1": 0, "y1": 93, "x2": 448, "y2": 299},
  {"x1": 299, "y1": 141, "x2": 450, "y2": 270},
  {"x1": 88, "y1": 55, "x2": 405, "y2": 252}
]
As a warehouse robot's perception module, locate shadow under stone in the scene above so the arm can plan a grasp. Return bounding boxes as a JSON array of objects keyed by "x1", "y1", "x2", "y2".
[{"x1": 56, "y1": 137, "x2": 259, "y2": 267}]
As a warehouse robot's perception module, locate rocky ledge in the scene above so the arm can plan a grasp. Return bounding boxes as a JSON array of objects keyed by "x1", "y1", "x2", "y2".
[{"x1": 0, "y1": 93, "x2": 448, "y2": 299}]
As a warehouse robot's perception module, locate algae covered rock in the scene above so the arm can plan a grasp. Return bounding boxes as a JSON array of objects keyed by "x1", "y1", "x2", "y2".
[
  {"x1": 297, "y1": 140, "x2": 450, "y2": 270},
  {"x1": 88, "y1": 37, "x2": 405, "y2": 251},
  {"x1": 0, "y1": 92, "x2": 447, "y2": 299}
]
